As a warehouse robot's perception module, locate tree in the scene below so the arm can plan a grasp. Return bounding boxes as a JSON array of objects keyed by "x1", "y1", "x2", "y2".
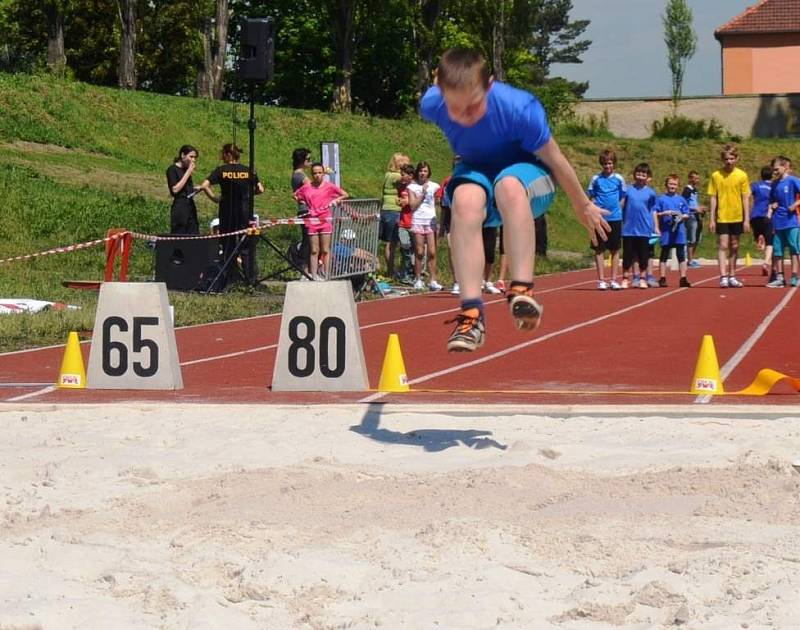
[
  {"x1": 44, "y1": 0, "x2": 67, "y2": 76},
  {"x1": 117, "y1": 0, "x2": 136, "y2": 89},
  {"x1": 663, "y1": 0, "x2": 696, "y2": 109},
  {"x1": 197, "y1": 0, "x2": 229, "y2": 99}
]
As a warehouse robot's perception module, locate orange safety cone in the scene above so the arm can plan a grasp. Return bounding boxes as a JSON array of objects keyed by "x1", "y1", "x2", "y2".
[
  {"x1": 378, "y1": 333, "x2": 410, "y2": 392},
  {"x1": 689, "y1": 334, "x2": 724, "y2": 395},
  {"x1": 57, "y1": 331, "x2": 86, "y2": 389}
]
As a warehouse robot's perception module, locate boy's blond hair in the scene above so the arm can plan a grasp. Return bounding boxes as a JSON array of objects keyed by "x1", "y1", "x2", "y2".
[
  {"x1": 436, "y1": 48, "x2": 491, "y2": 91},
  {"x1": 386, "y1": 153, "x2": 411, "y2": 172},
  {"x1": 720, "y1": 143, "x2": 738, "y2": 159}
]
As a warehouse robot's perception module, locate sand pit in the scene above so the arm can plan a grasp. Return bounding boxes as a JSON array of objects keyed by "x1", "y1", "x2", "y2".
[{"x1": 1, "y1": 403, "x2": 799, "y2": 628}]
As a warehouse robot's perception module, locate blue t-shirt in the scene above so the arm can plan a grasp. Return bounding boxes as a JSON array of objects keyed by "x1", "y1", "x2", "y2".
[
  {"x1": 420, "y1": 82, "x2": 551, "y2": 175},
  {"x1": 654, "y1": 193, "x2": 689, "y2": 246},
  {"x1": 622, "y1": 185, "x2": 657, "y2": 237},
  {"x1": 681, "y1": 184, "x2": 699, "y2": 213},
  {"x1": 770, "y1": 175, "x2": 800, "y2": 230},
  {"x1": 587, "y1": 172, "x2": 626, "y2": 222},
  {"x1": 751, "y1": 179, "x2": 772, "y2": 219}
]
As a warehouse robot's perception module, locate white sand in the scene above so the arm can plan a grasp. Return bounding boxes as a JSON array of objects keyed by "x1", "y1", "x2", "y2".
[{"x1": 1, "y1": 403, "x2": 799, "y2": 629}]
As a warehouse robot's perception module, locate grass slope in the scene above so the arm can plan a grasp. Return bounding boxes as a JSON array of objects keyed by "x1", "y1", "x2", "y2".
[{"x1": 0, "y1": 73, "x2": 795, "y2": 351}]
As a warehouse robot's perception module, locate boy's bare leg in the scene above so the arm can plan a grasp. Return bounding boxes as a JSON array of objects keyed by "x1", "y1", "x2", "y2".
[
  {"x1": 451, "y1": 184, "x2": 488, "y2": 301},
  {"x1": 717, "y1": 235, "x2": 729, "y2": 276},
  {"x1": 594, "y1": 252, "x2": 605, "y2": 281},
  {"x1": 728, "y1": 235, "x2": 739, "y2": 277},
  {"x1": 494, "y1": 178, "x2": 534, "y2": 282}
]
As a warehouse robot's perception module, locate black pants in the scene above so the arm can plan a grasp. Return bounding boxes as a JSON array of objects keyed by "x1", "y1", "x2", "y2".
[
  {"x1": 622, "y1": 236, "x2": 649, "y2": 272},
  {"x1": 170, "y1": 199, "x2": 199, "y2": 235}
]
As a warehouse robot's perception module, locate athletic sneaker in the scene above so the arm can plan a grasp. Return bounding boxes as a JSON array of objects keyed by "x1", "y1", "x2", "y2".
[
  {"x1": 450, "y1": 282, "x2": 460, "y2": 295},
  {"x1": 791, "y1": 276, "x2": 799, "y2": 288},
  {"x1": 429, "y1": 280, "x2": 443, "y2": 291},
  {"x1": 597, "y1": 280, "x2": 609, "y2": 290},
  {"x1": 766, "y1": 276, "x2": 785, "y2": 288},
  {"x1": 679, "y1": 277, "x2": 691, "y2": 288},
  {"x1": 728, "y1": 277, "x2": 744, "y2": 288},
  {"x1": 412, "y1": 278, "x2": 425, "y2": 291},
  {"x1": 646, "y1": 274, "x2": 660, "y2": 288},
  {"x1": 506, "y1": 285, "x2": 543, "y2": 331},
  {"x1": 719, "y1": 276, "x2": 729, "y2": 288},
  {"x1": 609, "y1": 280, "x2": 621, "y2": 290},
  {"x1": 494, "y1": 280, "x2": 506, "y2": 292},
  {"x1": 688, "y1": 260, "x2": 701, "y2": 269},
  {"x1": 658, "y1": 277, "x2": 667, "y2": 288},
  {"x1": 620, "y1": 278, "x2": 630, "y2": 289},
  {"x1": 483, "y1": 281, "x2": 502, "y2": 295},
  {"x1": 446, "y1": 308, "x2": 485, "y2": 352},
  {"x1": 638, "y1": 278, "x2": 648, "y2": 289}
]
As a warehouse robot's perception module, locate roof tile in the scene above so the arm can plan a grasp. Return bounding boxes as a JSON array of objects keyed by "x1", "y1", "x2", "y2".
[{"x1": 715, "y1": 0, "x2": 800, "y2": 35}]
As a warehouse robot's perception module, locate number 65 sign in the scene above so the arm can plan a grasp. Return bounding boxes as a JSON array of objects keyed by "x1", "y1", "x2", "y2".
[
  {"x1": 87, "y1": 283, "x2": 183, "y2": 389},
  {"x1": 272, "y1": 281, "x2": 369, "y2": 391}
]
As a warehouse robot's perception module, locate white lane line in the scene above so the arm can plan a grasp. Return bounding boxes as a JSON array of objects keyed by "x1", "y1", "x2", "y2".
[
  {"x1": 695, "y1": 286, "x2": 797, "y2": 404},
  {"x1": 5, "y1": 385, "x2": 56, "y2": 402},
  {"x1": 359, "y1": 285, "x2": 694, "y2": 403}
]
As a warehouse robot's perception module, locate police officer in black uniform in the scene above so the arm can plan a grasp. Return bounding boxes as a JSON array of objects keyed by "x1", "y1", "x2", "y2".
[{"x1": 199, "y1": 143, "x2": 264, "y2": 285}]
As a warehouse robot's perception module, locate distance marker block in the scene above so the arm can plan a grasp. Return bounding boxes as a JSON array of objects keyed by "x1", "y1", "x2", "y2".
[
  {"x1": 272, "y1": 281, "x2": 369, "y2": 391},
  {"x1": 87, "y1": 283, "x2": 183, "y2": 390}
]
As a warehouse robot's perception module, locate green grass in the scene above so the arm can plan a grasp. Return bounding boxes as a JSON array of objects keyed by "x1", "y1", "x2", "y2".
[{"x1": 0, "y1": 72, "x2": 796, "y2": 352}]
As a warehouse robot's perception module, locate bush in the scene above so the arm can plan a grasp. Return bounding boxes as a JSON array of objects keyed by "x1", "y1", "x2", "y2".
[
  {"x1": 651, "y1": 114, "x2": 725, "y2": 140},
  {"x1": 557, "y1": 110, "x2": 613, "y2": 138}
]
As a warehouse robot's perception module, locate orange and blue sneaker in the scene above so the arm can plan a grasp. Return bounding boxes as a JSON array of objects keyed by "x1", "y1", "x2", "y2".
[
  {"x1": 446, "y1": 307, "x2": 485, "y2": 352},
  {"x1": 506, "y1": 284, "x2": 543, "y2": 331}
]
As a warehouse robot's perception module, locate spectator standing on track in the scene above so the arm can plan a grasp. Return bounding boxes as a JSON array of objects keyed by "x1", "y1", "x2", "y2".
[
  {"x1": 587, "y1": 149, "x2": 626, "y2": 290},
  {"x1": 751, "y1": 165, "x2": 776, "y2": 281},
  {"x1": 395, "y1": 164, "x2": 416, "y2": 284},
  {"x1": 291, "y1": 147, "x2": 312, "y2": 276},
  {"x1": 766, "y1": 156, "x2": 800, "y2": 288},
  {"x1": 682, "y1": 170, "x2": 705, "y2": 269},
  {"x1": 166, "y1": 145, "x2": 212, "y2": 235},
  {"x1": 198, "y1": 143, "x2": 264, "y2": 285},
  {"x1": 420, "y1": 47, "x2": 609, "y2": 352},
  {"x1": 293, "y1": 162, "x2": 349, "y2": 280},
  {"x1": 379, "y1": 153, "x2": 411, "y2": 280},
  {"x1": 620, "y1": 162, "x2": 657, "y2": 289},
  {"x1": 654, "y1": 174, "x2": 691, "y2": 288},
  {"x1": 407, "y1": 161, "x2": 443, "y2": 291},
  {"x1": 708, "y1": 143, "x2": 750, "y2": 288}
]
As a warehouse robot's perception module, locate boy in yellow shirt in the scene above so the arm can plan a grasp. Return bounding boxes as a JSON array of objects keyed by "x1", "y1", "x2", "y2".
[{"x1": 707, "y1": 143, "x2": 750, "y2": 288}]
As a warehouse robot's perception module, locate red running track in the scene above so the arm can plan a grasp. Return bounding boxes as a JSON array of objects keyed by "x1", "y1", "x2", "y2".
[{"x1": 1, "y1": 264, "x2": 798, "y2": 405}]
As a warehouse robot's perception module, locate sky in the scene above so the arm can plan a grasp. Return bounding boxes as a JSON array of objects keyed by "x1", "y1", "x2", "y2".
[{"x1": 550, "y1": 0, "x2": 757, "y2": 99}]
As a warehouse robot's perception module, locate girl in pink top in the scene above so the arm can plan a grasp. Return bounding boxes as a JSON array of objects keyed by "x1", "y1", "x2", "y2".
[{"x1": 293, "y1": 162, "x2": 349, "y2": 279}]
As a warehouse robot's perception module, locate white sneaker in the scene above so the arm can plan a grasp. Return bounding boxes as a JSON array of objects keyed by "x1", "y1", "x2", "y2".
[
  {"x1": 609, "y1": 280, "x2": 621, "y2": 290},
  {"x1": 728, "y1": 277, "x2": 743, "y2": 288},
  {"x1": 719, "y1": 276, "x2": 729, "y2": 288},
  {"x1": 413, "y1": 278, "x2": 425, "y2": 291},
  {"x1": 429, "y1": 280, "x2": 443, "y2": 291},
  {"x1": 597, "y1": 280, "x2": 609, "y2": 290},
  {"x1": 483, "y1": 281, "x2": 502, "y2": 294},
  {"x1": 450, "y1": 282, "x2": 460, "y2": 295}
]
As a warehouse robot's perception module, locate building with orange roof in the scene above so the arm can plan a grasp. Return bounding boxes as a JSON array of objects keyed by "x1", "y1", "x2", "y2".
[{"x1": 714, "y1": 0, "x2": 800, "y2": 95}]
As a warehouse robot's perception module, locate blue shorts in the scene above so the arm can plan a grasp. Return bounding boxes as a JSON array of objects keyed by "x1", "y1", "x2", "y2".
[
  {"x1": 379, "y1": 211, "x2": 400, "y2": 243},
  {"x1": 773, "y1": 227, "x2": 800, "y2": 256},
  {"x1": 446, "y1": 161, "x2": 555, "y2": 227}
]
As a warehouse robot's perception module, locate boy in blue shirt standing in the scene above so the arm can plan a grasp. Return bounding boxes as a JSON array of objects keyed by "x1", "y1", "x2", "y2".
[
  {"x1": 682, "y1": 170, "x2": 704, "y2": 268},
  {"x1": 751, "y1": 165, "x2": 775, "y2": 280},
  {"x1": 654, "y1": 174, "x2": 692, "y2": 288},
  {"x1": 620, "y1": 163, "x2": 657, "y2": 289},
  {"x1": 420, "y1": 48, "x2": 609, "y2": 352},
  {"x1": 587, "y1": 149, "x2": 626, "y2": 290},
  {"x1": 766, "y1": 156, "x2": 800, "y2": 287}
]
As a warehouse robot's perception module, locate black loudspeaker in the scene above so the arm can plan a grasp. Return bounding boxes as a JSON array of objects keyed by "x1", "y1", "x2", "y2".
[
  {"x1": 155, "y1": 238, "x2": 219, "y2": 291},
  {"x1": 238, "y1": 17, "x2": 275, "y2": 82}
]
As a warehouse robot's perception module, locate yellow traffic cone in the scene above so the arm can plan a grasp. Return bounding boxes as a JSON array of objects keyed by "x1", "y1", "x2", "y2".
[
  {"x1": 57, "y1": 331, "x2": 86, "y2": 389},
  {"x1": 745, "y1": 252, "x2": 752, "y2": 267},
  {"x1": 605, "y1": 253, "x2": 611, "y2": 268},
  {"x1": 689, "y1": 334, "x2": 724, "y2": 395},
  {"x1": 378, "y1": 333, "x2": 410, "y2": 392}
]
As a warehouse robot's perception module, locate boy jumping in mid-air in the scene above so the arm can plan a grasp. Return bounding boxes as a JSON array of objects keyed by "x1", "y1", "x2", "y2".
[{"x1": 420, "y1": 47, "x2": 609, "y2": 352}]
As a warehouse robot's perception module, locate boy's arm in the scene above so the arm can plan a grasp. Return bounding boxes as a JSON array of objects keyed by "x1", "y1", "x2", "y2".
[
  {"x1": 535, "y1": 138, "x2": 609, "y2": 245},
  {"x1": 708, "y1": 196, "x2": 717, "y2": 230}
]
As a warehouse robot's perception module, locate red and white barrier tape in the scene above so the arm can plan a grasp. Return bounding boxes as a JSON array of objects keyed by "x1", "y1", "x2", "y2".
[{"x1": 0, "y1": 232, "x2": 126, "y2": 266}]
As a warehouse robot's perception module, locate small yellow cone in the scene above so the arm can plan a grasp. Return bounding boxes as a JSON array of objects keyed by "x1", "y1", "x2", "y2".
[
  {"x1": 745, "y1": 252, "x2": 752, "y2": 267},
  {"x1": 378, "y1": 333, "x2": 410, "y2": 392},
  {"x1": 57, "y1": 331, "x2": 86, "y2": 389},
  {"x1": 605, "y1": 253, "x2": 611, "y2": 268},
  {"x1": 689, "y1": 334, "x2": 724, "y2": 395}
]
